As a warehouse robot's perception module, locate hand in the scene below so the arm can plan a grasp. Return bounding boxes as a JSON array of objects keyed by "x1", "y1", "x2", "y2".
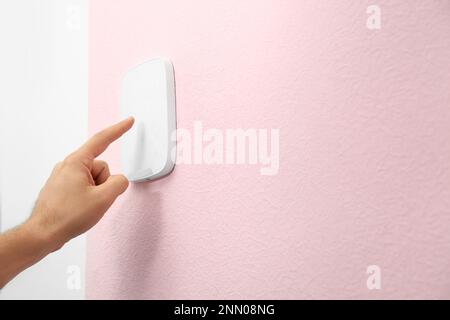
[
  {"x1": 0, "y1": 117, "x2": 134, "y2": 288},
  {"x1": 27, "y1": 117, "x2": 134, "y2": 251}
]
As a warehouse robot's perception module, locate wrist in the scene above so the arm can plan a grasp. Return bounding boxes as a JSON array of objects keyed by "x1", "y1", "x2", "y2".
[
  {"x1": 20, "y1": 219, "x2": 56, "y2": 256},
  {"x1": 0, "y1": 206, "x2": 64, "y2": 288},
  {"x1": 0, "y1": 219, "x2": 58, "y2": 288},
  {"x1": 24, "y1": 203, "x2": 67, "y2": 254}
]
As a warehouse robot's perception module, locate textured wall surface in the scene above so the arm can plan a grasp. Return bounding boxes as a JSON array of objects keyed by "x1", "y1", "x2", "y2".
[{"x1": 87, "y1": 1, "x2": 450, "y2": 299}]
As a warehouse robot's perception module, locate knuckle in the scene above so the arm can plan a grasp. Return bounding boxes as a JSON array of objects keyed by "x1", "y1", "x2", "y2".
[
  {"x1": 96, "y1": 160, "x2": 109, "y2": 172},
  {"x1": 53, "y1": 161, "x2": 64, "y2": 171},
  {"x1": 93, "y1": 131, "x2": 107, "y2": 142},
  {"x1": 97, "y1": 160, "x2": 108, "y2": 167},
  {"x1": 63, "y1": 153, "x2": 77, "y2": 164}
]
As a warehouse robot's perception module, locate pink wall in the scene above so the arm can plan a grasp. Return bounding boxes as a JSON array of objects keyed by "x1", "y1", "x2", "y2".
[{"x1": 87, "y1": 1, "x2": 450, "y2": 299}]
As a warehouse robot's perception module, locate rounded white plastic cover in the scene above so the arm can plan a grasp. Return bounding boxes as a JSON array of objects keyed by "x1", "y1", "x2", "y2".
[{"x1": 120, "y1": 58, "x2": 176, "y2": 182}]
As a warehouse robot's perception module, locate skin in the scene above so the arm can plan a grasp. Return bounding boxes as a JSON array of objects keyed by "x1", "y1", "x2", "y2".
[{"x1": 0, "y1": 117, "x2": 135, "y2": 288}]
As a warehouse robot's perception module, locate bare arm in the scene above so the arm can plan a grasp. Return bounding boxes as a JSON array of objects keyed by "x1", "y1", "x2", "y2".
[{"x1": 0, "y1": 117, "x2": 134, "y2": 288}]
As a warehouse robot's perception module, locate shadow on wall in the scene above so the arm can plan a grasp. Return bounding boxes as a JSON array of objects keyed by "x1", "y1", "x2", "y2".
[{"x1": 113, "y1": 182, "x2": 162, "y2": 299}]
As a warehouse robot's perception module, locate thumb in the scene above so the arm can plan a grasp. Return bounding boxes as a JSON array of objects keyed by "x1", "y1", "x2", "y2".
[{"x1": 95, "y1": 174, "x2": 129, "y2": 203}]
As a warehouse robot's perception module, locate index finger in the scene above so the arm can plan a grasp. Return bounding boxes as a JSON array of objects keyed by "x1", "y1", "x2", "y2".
[{"x1": 77, "y1": 117, "x2": 135, "y2": 158}]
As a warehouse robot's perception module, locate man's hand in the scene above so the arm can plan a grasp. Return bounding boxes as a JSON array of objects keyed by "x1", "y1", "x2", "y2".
[
  {"x1": 0, "y1": 117, "x2": 134, "y2": 288},
  {"x1": 29, "y1": 116, "x2": 135, "y2": 250}
]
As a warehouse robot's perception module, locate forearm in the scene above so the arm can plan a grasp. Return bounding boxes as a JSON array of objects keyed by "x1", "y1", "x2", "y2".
[{"x1": 0, "y1": 221, "x2": 53, "y2": 289}]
